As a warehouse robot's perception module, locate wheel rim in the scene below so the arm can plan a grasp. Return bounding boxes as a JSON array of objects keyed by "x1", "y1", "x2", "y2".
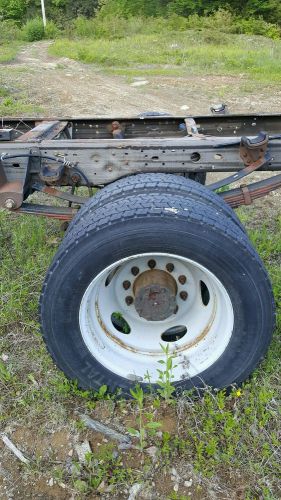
[{"x1": 79, "y1": 253, "x2": 234, "y2": 383}]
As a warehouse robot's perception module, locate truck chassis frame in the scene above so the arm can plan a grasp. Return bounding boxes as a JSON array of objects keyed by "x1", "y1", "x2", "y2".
[{"x1": 1, "y1": 113, "x2": 281, "y2": 219}]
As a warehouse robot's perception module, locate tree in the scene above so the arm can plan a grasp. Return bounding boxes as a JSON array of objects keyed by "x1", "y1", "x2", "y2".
[{"x1": 0, "y1": 0, "x2": 27, "y2": 21}]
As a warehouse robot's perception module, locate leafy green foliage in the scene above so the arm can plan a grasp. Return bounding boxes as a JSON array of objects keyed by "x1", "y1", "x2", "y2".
[
  {"x1": 98, "y1": 0, "x2": 281, "y2": 26},
  {"x1": 0, "y1": 20, "x2": 21, "y2": 41},
  {"x1": 21, "y1": 17, "x2": 45, "y2": 41},
  {"x1": 44, "y1": 20, "x2": 60, "y2": 39},
  {"x1": 0, "y1": 0, "x2": 99, "y2": 25},
  {"x1": 1, "y1": 0, "x2": 281, "y2": 31},
  {"x1": 157, "y1": 344, "x2": 177, "y2": 402},
  {"x1": 129, "y1": 384, "x2": 162, "y2": 450},
  {"x1": 50, "y1": 30, "x2": 281, "y2": 83},
  {"x1": 71, "y1": 445, "x2": 135, "y2": 494},
  {"x1": 0, "y1": 0, "x2": 27, "y2": 22}
]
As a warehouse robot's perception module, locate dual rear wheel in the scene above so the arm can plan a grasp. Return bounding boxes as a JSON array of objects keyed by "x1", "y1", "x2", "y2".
[{"x1": 40, "y1": 174, "x2": 275, "y2": 395}]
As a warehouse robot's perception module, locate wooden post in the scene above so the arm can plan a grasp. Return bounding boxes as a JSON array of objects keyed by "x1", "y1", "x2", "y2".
[{"x1": 41, "y1": 0, "x2": 47, "y2": 28}]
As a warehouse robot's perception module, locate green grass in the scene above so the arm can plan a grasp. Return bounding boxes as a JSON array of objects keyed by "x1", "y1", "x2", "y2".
[
  {"x1": 0, "y1": 43, "x2": 39, "y2": 116},
  {"x1": 0, "y1": 94, "x2": 40, "y2": 115},
  {"x1": 0, "y1": 43, "x2": 20, "y2": 63},
  {"x1": 49, "y1": 31, "x2": 281, "y2": 83},
  {"x1": 0, "y1": 199, "x2": 280, "y2": 497},
  {"x1": 0, "y1": 71, "x2": 42, "y2": 116}
]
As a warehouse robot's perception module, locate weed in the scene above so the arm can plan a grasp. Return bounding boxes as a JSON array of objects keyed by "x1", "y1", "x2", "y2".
[
  {"x1": 128, "y1": 384, "x2": 162, "y2": 451},
  {"x1": 0, "y1": 359, "x2": 13, "y2": 382},
  {"x1": 71, "y1": 445, "x2": 135, "y2": 494},
  {"x1": 0, "y1": 80, "x2": 42, "y2": 115},
  {"x1": 157, "y1": 344, "x2": 177, "y2": 402}
]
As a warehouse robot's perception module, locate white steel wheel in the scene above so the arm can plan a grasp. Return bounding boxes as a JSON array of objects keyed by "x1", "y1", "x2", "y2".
[{"x1": 79, "y1": 253, "x2": 234, "y2": 383}]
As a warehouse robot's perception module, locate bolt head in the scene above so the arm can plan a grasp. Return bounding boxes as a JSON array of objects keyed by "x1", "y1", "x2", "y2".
[
  {"x1": 180, "y1": 291, "x2": 188, "y2": 301},
  {"x1": 166, "y1": 263, "x2": 174, "y2": 272},
  {"x1": 178, "y1": 275, "x2": 187, "y2": 285},
  {"x1": 125, "y1": 296, "x2": 134, "y2": 306},
  {"x1": 148, "y1": 259, "x2": 156, "y2": 269},
  {"x1": 131, "y1": 266, "x2": 139, "y2": 276},
  {"x1": 5, "y1": 198, "x2": 16, "y2": 210},
  {"x1": 123, "y1": 280, "x2": 131, "y2": 290}
]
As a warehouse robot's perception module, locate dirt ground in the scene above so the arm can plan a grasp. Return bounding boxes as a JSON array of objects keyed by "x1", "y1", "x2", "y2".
[
  {"x1": 0, "y1": 41, "x2": 280, "y2": 500},
  {"x1": 4, "y1": 40, "x2": 281, "y2": 117}
]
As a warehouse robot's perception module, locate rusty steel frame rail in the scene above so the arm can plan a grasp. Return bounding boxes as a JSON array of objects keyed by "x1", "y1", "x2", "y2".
[{"x1": 1, "y1": 113, "x2": 281, "y2": 219}]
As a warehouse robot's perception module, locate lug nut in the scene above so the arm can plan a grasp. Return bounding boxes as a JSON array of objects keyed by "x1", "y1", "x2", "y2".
[
  {"x1": 180, "y1": 291, "x2": 188, "y2": 301},
  {"x1": 166, "y1": 263, "x2": 174, "y2": 272},
  {"x1": 125, "y1": 296, "x2": 134, "y2": 306},
  {"x1": 131, "y1": 266, "x2": 139, "y2": 276},
  {"x1": 123, "y1": 280, "x2": 131, "y2": 290},
  {"x1": 178, "y1": 275, "x2": 187, "y2": 285},
  {"x1": 148, "y1": 259, "x2": 156, "y2": 269},
  {"x1": 4, "y1": 198, "x2": 16, "y2": 210}
]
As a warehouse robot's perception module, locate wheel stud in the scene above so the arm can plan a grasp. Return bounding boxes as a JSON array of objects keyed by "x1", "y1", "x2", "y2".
[
  {"x1": 125, "y1": 296, "x2": 134, "y2": 306},
  {"x1": 178, "y1": 275, "x2": 187, "y2": 285},
  {"x1": 180, "y1": 291, "x2": 188, "y2": 301},
  {"x1": 148, "y1": 259, "x2": 156, "y2": 269},
  {"x1": 131, "y1": 266, "x2": 139, "y2": 276},
  {"x1": 123, "y1": 280, "x2": 131, "y2": 290},
  {"x1": 166, "y1": 263, "x2": 174, "y2": 272}
]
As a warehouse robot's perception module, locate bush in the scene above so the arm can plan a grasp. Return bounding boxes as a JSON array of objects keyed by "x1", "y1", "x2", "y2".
[
  {"x1": 44, "y1": 20, "x2": 60, "y2": 39},
  {"x1": 234, "y1": 17, "x2": 281, "y2": 40},
  {"x1": 184, "y1": 9, "x2": 236, "y2": 33},
  {"x1": 73, "y1": 15, "x2": 153, "y2": 40},
  {"x1": 73, "y1": 16, "x2": 96, "y2": 37},
  {"x1": 19, "y1": 10, "x2": 281, "y2": 44},
  {"x1": 0, "y1": 20, "x2": 21, "y2": 42},
  {"x1": 21, "y1": 17, "x2": 45, "y2": 42}
]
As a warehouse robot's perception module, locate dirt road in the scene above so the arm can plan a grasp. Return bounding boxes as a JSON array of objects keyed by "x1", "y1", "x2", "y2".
[{"x1": 4, "y1": 40, "x2": 281, "y2": 117}]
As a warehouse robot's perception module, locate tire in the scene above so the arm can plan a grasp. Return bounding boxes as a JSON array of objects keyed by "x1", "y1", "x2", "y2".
[
  {"x1": 40, "y1": 193, "x2": 275, "y2": 395},
  {"x1": 64, "y1": 173, "x2": 245, "y2": 244}
]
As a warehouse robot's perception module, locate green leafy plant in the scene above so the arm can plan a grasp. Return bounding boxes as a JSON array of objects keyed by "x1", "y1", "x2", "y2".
[
  {"x1": 0, "y1": 360, "x2": 13, "y2": 382},
  {"x1": 128, "y1": 384, "x2": 162, "y2": 451},
  {"x1": 21, "y1": 17, "x2": 45, "y2": 41},
  {"x1": 157, "y1": 344, "x2": 177, "y2": 402},
  {"x1": 71, "y1": 445, "x2": 134, "y2": 494},
  {"x1": 44, "y1": 20, "x2": 60, "y2": 39}
]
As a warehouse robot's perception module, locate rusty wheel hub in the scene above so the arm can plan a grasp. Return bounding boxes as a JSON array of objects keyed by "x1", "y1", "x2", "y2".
[{"x1": 133, "y1": 269, "x2": 178, "y2": 321}]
